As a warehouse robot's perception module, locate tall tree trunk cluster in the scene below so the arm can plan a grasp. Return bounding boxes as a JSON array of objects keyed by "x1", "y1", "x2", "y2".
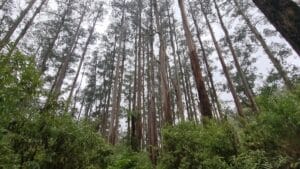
[{"x1": 178, "y1": 0, "x2": 213, "y2": 119}]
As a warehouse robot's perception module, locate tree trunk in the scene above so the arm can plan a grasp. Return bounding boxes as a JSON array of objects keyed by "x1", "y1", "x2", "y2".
[
  {"x1": 131, "y1": 29, "x2": 139, "y2": 151},
  {"x1": 141, "y1": 37, "x2": 147, "y2": 149},
  {"x1": 173, "y1": 21, "x2": 192, "y2": 118},
  {"x1": 147, "y1": 10, "x2": 158, "y2": 161},
  {"x1": 0, "y1": 0, "x2": 38, "y2": 51},
  {"x1": 178, "y1": 0, "x2": 213, "y2": 119},
  {"x1": 166, "y1": 0, "x2": 185, "y2": 122},
  {"x1": 108, "y1": 7, "x2": 127, "y2": 144},
  {"x1": 108, "y1": 39, "x2": 122, "y2": 144},
  {"x1": 153, "y1": 0, "x2": 172, "y2": 125},
  {"x1": 51, "y1": 8, "x2": 85, "y2": 105},
  {"x1": 213, "y1": 0, "x2": 259, "y2": 113},
  {"x1": 110, "y1": 34, "x2": 126, "y2": 145},
  {"x1": 189, "y1": 79, "x2": 199, "y2": 123},
  {"x1": 108, "y1": 23, "x2": 123, "y2": 144},
  {"x1": 71, "y1": 69, "x2": 85, "y2": 117},
  {"x1": 200, "y1": 1, "x2": 244, "y2": 117},
  {"x1": 127, "y1": 82, "x2": 132, "y2": 142},
  {"x1": 40, "y1": 0, "x2": 73, "y2": 74},
  {"x1": 101, "y1": 38, "x2": 117, "y2": 137},
  {"x1": 233, "y1": 0, "x2": 294, "y2": 90},
  {"x1": 188, "y1": 0, "x2": 222, "y2": 118},
  {"x1": 135, "y1": 0, "x2": 143, "y2": 149},
  {"x1": 183, "y1": 65, "x2": 193, "y2": 120},
  {"x1": 253, "y1": 0, "x2": 300, "y2": 56},
  {"x1": 66, "y1": 11, "x2": 101, "y2": 106},
  {"x1": 102, "y1": 85, "x2": 112, "y2": 137}
]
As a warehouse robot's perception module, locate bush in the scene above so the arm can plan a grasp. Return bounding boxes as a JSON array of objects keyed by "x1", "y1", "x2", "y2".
[
  {"x1": 0, "y1": 51, "x2": 41, "y2": 126},
  {"x1": 158, "y1": 85, "x2": 300, "y2": 169},
  {"x1": 158, "y1": 121, "x2": 238, "y2": 169},
  {"x1": 1, "y1": 113, "x2": 112, "y2": 169},
  {"x1": 107, "y1": 145, "x2": 152, "y2": 169},
  {"x1": 237, "y1": 85, "x2": 300, "y2": 168},
  {"x1": 0, "y1": 52, "x2": 112, "y2": 169},
  {"x1": 232, "y1": 150, "x2": 288, "y2": 169}
]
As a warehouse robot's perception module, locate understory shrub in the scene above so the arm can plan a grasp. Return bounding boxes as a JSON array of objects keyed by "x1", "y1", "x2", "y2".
[
  {"x1": 0, "y1": 52, "x2": 112, "y2": 169},
  {"x1": 159, "y1": 85, "x2": 300, "y2": 169},
  {"x1": 158, "y1": 121, "x2": 237, "y2": 169},
  {"x1": 108, "y1": 145, "x2": 152, "y2": 169}
]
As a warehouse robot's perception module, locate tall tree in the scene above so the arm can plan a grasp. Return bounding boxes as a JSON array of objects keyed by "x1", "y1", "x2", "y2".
[
  {"x1": 198, "y1": 0, "x2": 244, "y2": 117},
  {"x1": 188, "y1": 0, "x2": 222, "y2": 118},
  {"x1": 99, "y1": 34, "x2": 117, "y2": 137},
  {"x1": 172, "y1": 16, "x2": 193, "y2": 118},
  {"x1": 108, "y1": 0, "x2": 127, "y2": 144},
  {"x1": 51, "y1": 2, "x2": 86, "y2": 105},
  {"x1": 153, "y1": 0, "x2": 173, "y2": 124},
  {"x1": 178, "y1": 0, "x2": 213, "y2": 118},
  {"x1": 212, "y1": 0, "x2": 259, "y2": 112},
  {"x1": 146, "y1": 0, "x2": 158, "y2": 163},
  {"x1": 109, "y1": 35, "x2": 127, "y2": 145},
  {"x1": 131, "y1": 29, "x2": 139, "y2": 151},
  {"x1": 39, "y1": 0, "x2": 74, "y2": 74},
  {"x1": 252, "y1": 0, "x2": 300, "y2": 56},
  {"x1": 166, "y1": 0, "x2": 185, "y2": 121},
  {"x1": 135, "y1": 0, "x2": 143, "y2": 150},
  {"x1": 67, "y1": 4, "x2": 103, "y2": 109},
  {"x1": 82, "y1": 53, "x2": 98, "y2": 119}
]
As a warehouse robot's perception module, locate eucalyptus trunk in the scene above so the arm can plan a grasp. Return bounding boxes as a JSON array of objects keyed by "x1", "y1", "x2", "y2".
[
  {"x1": 178, "y1": 0, "x2": 213, "y2": 118},
  {"x1": 253, "y1": 0, "x2": 300, "y2": 56},
  {"x1": 188, "y1": 0, "x2": 222, "y2": 118},
  {"x1": 109, "y1": 34, "x2": 127, "y2": 145},
  {"x1": 153, "y1": 0, "x2": 172, "y2": 125},
  {"x1": 147, "y1": 18, "x2": 158, "y2": 162},
  {"x1": 199, "y1": 1, "x2": 244, "y2": 117},
  {"x1": 131, "y1": 29, "x2": 139, "y2": 151},
  {"x1": 136, "y1": 0, "x2": 143, "y2": 149},
  {"x1": 166, "y1": 0, "x2": 185, "y2": 121}
]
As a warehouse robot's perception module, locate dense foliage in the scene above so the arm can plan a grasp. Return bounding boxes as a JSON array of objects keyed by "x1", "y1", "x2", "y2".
[
  {"x1": 159, "y1": 85, "x2": 300, "y2": 169},
  {"x1": 107, "y1": 145, "x2": 152, "y2": 169},
  {"x1": 0, "y1": 52, "x2": 111, "y2": 169}
]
